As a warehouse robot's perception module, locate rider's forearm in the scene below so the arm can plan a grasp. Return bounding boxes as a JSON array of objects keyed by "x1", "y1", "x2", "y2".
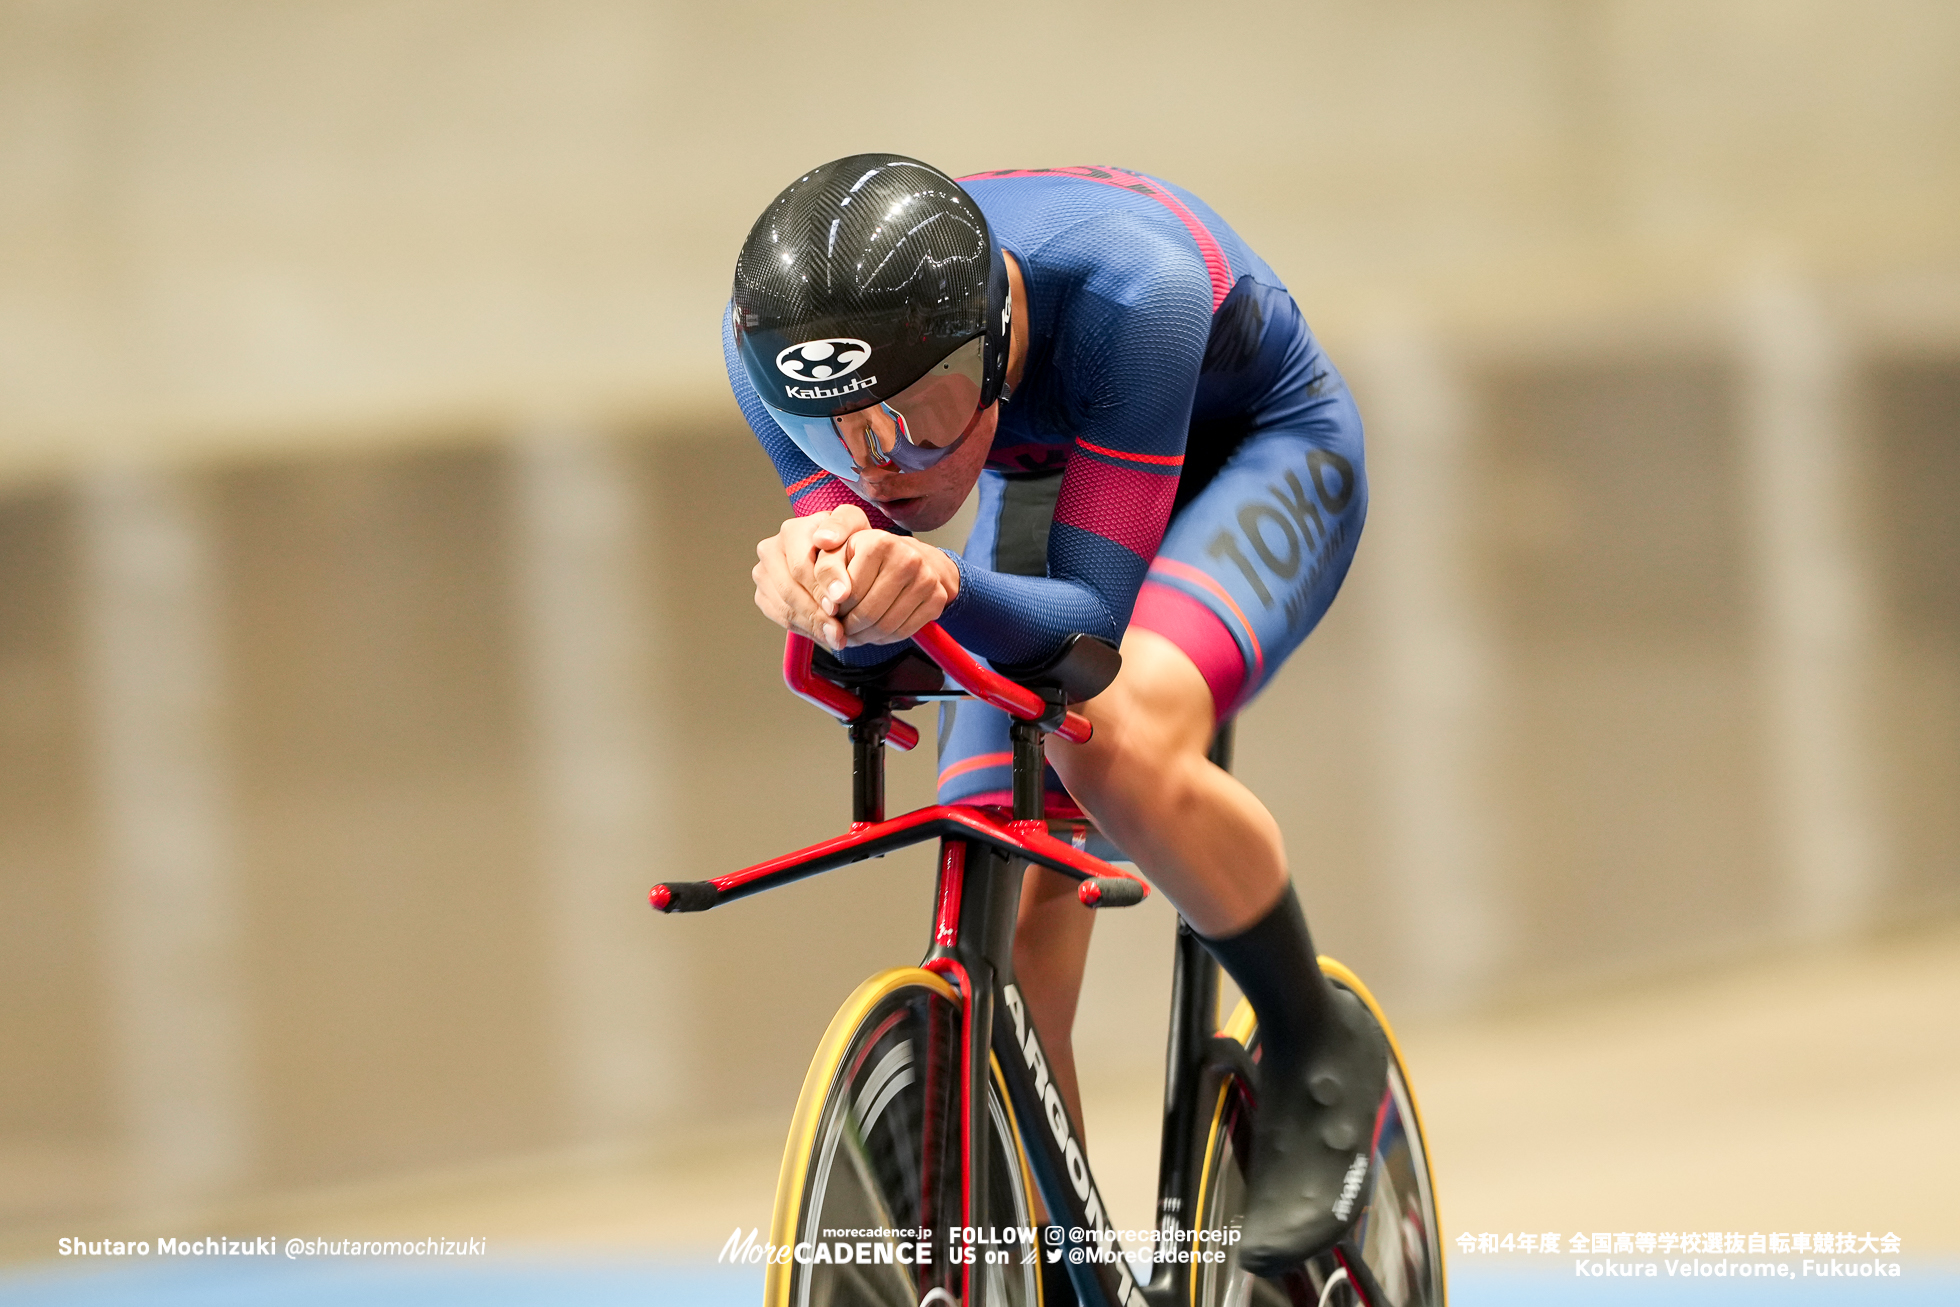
[{"x1": 935, "y1": 558, "x2": 1125, "y2": 667}]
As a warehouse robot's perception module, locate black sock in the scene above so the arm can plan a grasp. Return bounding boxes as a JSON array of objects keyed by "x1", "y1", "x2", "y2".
[{"x1": 1197, "y1": 882, "x2": 1333, "y2": 1069}]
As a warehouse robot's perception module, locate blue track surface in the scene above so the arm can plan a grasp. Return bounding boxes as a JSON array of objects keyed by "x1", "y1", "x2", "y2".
[
  {"x1": 0, "y1": 1260, "x2": 761, "y2": 1307},
  {"x1": 2, "y1": 1260, "x2": 1954, "y2": 1305}
]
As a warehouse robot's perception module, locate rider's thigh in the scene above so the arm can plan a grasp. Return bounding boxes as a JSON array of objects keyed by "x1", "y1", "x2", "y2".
[{"x1": 1130, "y1": 420, "x2": 1367, "y2": 722}]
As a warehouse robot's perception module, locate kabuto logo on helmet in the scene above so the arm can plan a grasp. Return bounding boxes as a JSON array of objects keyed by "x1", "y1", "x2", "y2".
[{"x1": 775, "y1": 338, "x2": 871, "y2": 382}]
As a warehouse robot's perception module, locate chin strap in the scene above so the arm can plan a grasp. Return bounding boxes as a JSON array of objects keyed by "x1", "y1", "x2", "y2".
[{"x1": 997, "y1": 280, "x2": 1014, "y2": 406}]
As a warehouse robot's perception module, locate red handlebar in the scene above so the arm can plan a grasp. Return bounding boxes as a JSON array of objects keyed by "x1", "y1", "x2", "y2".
[{"x1": 781, "y1": 623, "x2": 1092, "y2": 745}]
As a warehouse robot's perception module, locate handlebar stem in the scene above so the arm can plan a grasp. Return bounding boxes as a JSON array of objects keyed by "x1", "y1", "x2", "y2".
[
  {"x1": 850, "y1": 711, "x2": 888, "y2": 824},
  {"x1": 1010, "y1": 717, "x2": 1047, "y2": 822}
]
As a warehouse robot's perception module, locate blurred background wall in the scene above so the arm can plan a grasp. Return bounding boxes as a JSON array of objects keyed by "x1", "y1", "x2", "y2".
[{"x1": 1, "y1": 0, "x2": 1956, "y2": 1240}]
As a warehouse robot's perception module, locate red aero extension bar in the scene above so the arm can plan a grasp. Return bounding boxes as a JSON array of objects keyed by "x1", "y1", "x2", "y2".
[
  {"x1": 908, "y1": 623, "x2": 1093, "y2": 744},
  {"x1": 653, "y1": 622, "x2": 1138, "y2": 913},
  {"x1": 780, "y1": 622, "x2": 1092, "y2": 747},
  {"x1": 782, "y1": 633, "x2": 922, "y2": 751}
]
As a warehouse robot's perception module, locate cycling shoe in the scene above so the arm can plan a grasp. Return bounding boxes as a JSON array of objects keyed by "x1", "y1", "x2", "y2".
[
  {"x1": 1196, "y1": 885, "x2": 1390, "y2": 1279},
  {"x1": 1237, "y1": 984, "x2": 1388, "y2": 1276}
]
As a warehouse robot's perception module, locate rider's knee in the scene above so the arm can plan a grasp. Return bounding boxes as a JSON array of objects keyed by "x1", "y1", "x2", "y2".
[
  {"x1": 1069, "y1": 645, "x2": 1211, "y2": 774},
  {"x1": 1062, "y1": 710, "x2": 1206, "y2": 822},
  {"x1": 1113, "y1": 630, "x2": 1219, "y2": 740}
]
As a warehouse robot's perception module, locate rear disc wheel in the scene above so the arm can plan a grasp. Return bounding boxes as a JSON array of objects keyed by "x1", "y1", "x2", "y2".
[{"x1": 1189, "y1": 963, "x2": 1445, "y2": 1307}]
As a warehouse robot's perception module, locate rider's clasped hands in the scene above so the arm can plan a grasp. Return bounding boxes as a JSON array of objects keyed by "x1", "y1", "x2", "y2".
[{"x1": 753, "y1": 505, "x2": 961, "y2": 651}]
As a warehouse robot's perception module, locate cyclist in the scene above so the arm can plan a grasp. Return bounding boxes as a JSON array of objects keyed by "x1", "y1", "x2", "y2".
[{"x1": 727, "y1": 154, "x2": 1384, "y2": 1278}]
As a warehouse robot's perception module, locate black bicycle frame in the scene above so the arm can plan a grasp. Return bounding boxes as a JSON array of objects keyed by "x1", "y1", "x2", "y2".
[
  {"x1": 917, "y1": 719, "x2": 1243, "y2": 1307},
  {"x1": 650, "y1": 640, "x2": 1257, "y2": 1307}
]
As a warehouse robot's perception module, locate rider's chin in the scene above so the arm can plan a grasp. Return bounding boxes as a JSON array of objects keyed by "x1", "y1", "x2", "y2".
[
  {"x1": 867, "y1": 489, "x2": 931, "y2": 526},
  {"x1": 895, "y1": 498, "x2": 959, "y2": 533}
]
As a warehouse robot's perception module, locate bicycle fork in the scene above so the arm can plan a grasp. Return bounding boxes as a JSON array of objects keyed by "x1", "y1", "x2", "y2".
[{"x1": 926, "y1": 832, "x2": 1150, "y2": 1306}]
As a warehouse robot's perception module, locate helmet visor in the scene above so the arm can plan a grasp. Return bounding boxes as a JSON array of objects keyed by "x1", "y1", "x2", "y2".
[{"x1": 760, "y1": 336, "x2": 986, "y2": 484}]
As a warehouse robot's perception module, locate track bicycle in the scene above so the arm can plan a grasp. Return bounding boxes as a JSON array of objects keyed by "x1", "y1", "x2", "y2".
[{"x1": 651, "y1": 623, "x2": 1445, "y2": 1307}]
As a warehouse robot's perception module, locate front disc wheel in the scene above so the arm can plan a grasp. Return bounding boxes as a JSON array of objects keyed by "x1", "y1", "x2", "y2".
[{"x1": 769, "y1": 968, "x2": 1043, "y2": 1307}]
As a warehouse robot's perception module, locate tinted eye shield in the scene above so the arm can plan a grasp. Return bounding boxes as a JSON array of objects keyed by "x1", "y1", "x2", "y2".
[{"x1": 760, "y1": 336, "x2": 987, "y2": 485}]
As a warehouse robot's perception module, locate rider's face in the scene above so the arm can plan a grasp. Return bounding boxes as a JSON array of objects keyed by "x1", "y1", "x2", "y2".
[{"x1": 850, "y1": 401, "x2": 998, "y2": 533}]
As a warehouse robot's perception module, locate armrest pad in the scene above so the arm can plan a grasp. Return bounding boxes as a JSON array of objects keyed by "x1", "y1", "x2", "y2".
[{"x1": 994, "y1": 633, "x2": 1123, "y2": 702}]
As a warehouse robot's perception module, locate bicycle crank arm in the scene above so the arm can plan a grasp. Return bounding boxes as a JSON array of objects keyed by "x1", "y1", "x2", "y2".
[{"x1": 650, "y1": 803, "x2": 1149, "y2": 913}]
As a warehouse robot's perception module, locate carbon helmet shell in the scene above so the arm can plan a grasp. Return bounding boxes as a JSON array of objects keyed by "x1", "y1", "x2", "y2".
[{"x1": 732, "y1": 154, "x2": 1009, "y2": 420}]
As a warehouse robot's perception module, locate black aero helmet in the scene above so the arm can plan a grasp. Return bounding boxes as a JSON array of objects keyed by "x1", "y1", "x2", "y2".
[{"x1": 732, "y1": 154, "x2": 1010, "y2": 483}]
